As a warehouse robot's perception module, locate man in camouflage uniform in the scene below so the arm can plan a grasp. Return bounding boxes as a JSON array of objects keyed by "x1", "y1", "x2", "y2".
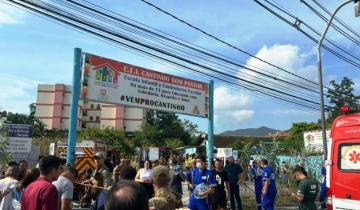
[
  {"x1": 149, "y1": 165, "x2": 183, "y2": 210},
  {"x1": 85, "y1": 152, "x2": 111, "y2": 210},
  {"x1": 112, "y1": 158, "x2": 130, "y2": 183}
]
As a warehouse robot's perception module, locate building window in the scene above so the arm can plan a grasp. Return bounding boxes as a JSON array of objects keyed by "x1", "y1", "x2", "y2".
[
  {"x1": 82, "y1": 123, "x2": 86, "y2": 128},
  {"x1": 91, "y1": 104, "x2": 94, "y2": 109},
  {"x1": 90, "y1": 116, "x2": 93, "y2": 121},
  {"x1": 96, "y1": 104, "x2": 101, "y2": 110},
  {"x1": 96, "y1": 116, "x2": 100, "y2": 122},
  {"x1": 82, "y1": 110, "x2": 87, "y2": 116}
]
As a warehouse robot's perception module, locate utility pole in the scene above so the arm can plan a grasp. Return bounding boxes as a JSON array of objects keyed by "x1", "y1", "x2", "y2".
[{"x1": 317, "y1": 0, "x2": 353, "y2": 160}]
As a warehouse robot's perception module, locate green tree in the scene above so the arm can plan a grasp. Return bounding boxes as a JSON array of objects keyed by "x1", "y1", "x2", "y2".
[
  {"x1": 135, "y1": 110, "x2": 195, "y2": 146},
  {"x1": 0, "y1": 103, "x2": 47, "y2": 137},
  {"x1": 164, "y1": 138, "x2": 184, "y2": 150},
  {"x1": 230, "y1": 138, "x2": 258, "y2": 162},
  {"x1": 79, "y1": 128, "x2": 133, "y2": 155},
  {"x1": 279, "y1": 122, "x2": 321, "y2": 155},
  {"x1": 326, "y1": 77, "x2": 360, "y2": 123},
  {"x1": 0, "y1": 119, "x2": 10, "y2": 165}
]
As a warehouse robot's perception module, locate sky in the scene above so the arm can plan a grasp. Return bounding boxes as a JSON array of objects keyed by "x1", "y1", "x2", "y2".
[{"x1": 0, "y1": 0, "x2": 360, "y2": 133}]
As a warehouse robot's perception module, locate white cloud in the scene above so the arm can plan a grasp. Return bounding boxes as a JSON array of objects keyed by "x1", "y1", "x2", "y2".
[
  {"x1": 214, "y1": 86, "x2": 251, "y2": 110},
  {"x1": 271, "y1": 109, "x2": 317, "y2": 117},
  {"x1": 231, "y1": 110, "x2": 254, "y2": 123},
  {"x1": 0, "y1": 3, "x2": 26, "y2": 25},
  {"x1": 240, "y1": 44, "x2": 317, "y2": 85},
  {"x1": 214, "y1": 86, "x2": 254, "y2": 130},
  {"x1": 0, "y1": 76, "x2": 38, "y2": 114}
]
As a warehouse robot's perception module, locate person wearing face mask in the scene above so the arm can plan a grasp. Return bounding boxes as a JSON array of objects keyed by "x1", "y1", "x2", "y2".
[
  {"x1": 188, "y1": 155, "x2": 216, "y2": 210},
  {"x1": 224, "y1": 156, "x2": 244, "y2": 210}
]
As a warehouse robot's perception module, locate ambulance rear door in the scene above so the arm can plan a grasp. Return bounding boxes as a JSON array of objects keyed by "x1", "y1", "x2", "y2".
[{"x1": 331, "y1": 140, "x2": 360, "y2": 209}]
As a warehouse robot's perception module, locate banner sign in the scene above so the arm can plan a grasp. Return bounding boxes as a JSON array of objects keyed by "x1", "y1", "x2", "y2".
[
  {"x1": 148, "y1": 147, "x2": 159, "y2": 161},
  {"x1": 217, "y1": 148, "x2": 233, "y2": 158},
  {"x1": 81, "y1": 53, "x2": 209, "y2": 117},
  {"x1": 303, "y1": 130, "x2": 331, "y2": 153},
  {"x1": 3, "y1": 124, "x2": 32, "y2": 153}
]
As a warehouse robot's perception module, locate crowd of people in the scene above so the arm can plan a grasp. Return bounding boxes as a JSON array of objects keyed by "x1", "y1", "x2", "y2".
[{"x1": 0, "y1": 152, "x2": 324, "y2": 210}]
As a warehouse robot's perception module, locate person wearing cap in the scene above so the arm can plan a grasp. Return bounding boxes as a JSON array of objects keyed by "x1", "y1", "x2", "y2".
[
  {"x1": 149, "y1": 165, "x2": 183, "y2": 210},
  {"x1": 88, "y1": 152, "x2": 112, "y2": 210}
]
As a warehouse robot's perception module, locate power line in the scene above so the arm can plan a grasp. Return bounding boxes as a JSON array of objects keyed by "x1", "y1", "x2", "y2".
[
  {"x1": 311, "y1": 0, "x2": 360, "y2": 40},
  {"x1": 3, "y1": 0, "x2": 328, "y2": 110},
  {"x1": 139, "y1": 0, "x2": 355, "y2": 103},
  {"x1": 300, "y1": 0, "x2": 360, "y2": 48},
  {"x1": 254, "y1": 0, "x2": 360, "y2": 69},
  {"x1": 59, "y1": 0, "x2": 320, "y2": 95},
  {"x1": 140, "y1": 0, "x2": 323, "y2": 88},
  {"x1": 52, "y1": 0, "x2": 324, "y2": 101}
]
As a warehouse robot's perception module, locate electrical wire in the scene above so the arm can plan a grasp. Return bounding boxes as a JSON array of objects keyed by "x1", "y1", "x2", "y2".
[{"x1": 2, "y1": 0, "x2": 333, "y2": 111}]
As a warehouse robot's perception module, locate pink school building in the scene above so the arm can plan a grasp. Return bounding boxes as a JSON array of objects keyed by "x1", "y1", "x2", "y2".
[{"x1": 35, "y1": 84, "x2": 144, "y2": 131}]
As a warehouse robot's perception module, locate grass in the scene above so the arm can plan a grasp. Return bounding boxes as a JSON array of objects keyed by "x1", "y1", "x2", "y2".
[{"x1": 240, "y1": 183, "x2": 297, "y2": 210}]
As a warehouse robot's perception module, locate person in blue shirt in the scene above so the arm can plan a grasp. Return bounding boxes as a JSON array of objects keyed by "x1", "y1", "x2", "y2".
[
  {"x1": 186, "y1": 159, "x2": 196, "y2": 196},
  {"x1": 319, "y1": 165, "x2": 327, "y2": 209},
  {"x1": 260, "y1": 159, "x2": 277, "y2": 210},
  {"x1": 250, "y1": 160, "x2": 263, "y2": 210},
  {"x1": 188, "y1": 155, "x2": 217, "y2": 210}
]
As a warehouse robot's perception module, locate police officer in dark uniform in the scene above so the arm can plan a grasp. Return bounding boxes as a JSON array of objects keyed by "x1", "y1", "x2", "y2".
[{"x1": 224, "y1": 156, "x2": 244, "y2": 210}]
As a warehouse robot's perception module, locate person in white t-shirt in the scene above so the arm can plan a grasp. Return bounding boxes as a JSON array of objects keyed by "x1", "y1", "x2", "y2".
[
  {"x1": 0, "y1": 165, "x2": 19, "y2": 210},
  {"x1": 135, "y1": 160, "x2": 154, "y2": 198},
  {"x1": 52, "y1": 167, "x2": 78, "y2": 210}
]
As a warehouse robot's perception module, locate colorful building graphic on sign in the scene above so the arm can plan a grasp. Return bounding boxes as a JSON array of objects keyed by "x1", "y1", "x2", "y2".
[{"x1": 94, "y1": 64, "x2": 120, "y2": 85}]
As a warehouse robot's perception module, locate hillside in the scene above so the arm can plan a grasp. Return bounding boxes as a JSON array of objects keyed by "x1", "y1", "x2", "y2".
[{"x1": 221, "y1": 126, "x2": 281, "y2": 137}]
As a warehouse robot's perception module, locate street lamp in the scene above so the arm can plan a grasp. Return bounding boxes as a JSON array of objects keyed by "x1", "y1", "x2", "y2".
[{"x1": 317, "y1": 0, "x2": 354, "y2": 160}]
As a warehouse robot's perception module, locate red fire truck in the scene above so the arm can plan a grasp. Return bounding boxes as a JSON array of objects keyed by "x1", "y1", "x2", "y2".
[{"x1": 327, "y1": 112, "x2": 360, "y2": 210}]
